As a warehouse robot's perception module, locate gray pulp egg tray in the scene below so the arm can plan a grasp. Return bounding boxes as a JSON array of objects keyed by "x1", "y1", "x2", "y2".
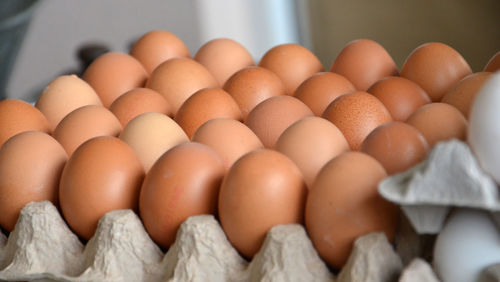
[{"x1": 0, "y1": 139, "x2": 499, "y2": 282}]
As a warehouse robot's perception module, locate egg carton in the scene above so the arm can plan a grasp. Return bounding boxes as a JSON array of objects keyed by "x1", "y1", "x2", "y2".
[
  {"x1": 379, "y1": 139, "x2": 500, "y2": 234},
  {"x1": 0, "y1": 199, "x2": 443, "y2": 282}
]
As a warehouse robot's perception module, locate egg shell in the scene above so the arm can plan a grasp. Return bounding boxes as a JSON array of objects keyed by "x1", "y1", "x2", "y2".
[
  {"x1": 433, "y1": 209, "x2": 500, "y2": 282},
  {"x1": 0, "y1": 131, "x2": 67, "y2": 231},
  {"x1": 322, "y1": 91, "x2": 392, "y2": 150},
  {"x1": 53, "y1": 105, "x2": 122, "y2": 157},
  {"x1": 83, "y1": 52, "x2": 148, "y2": 107},
  {"x1": 275, "y1": 116, "x2": 349, "y2": 188},
  {"x1": 223, "y1": 66, "x2": 286, "y2": 120},
  {"x1": 0, "y1": 99, "x2": 50, "y2": 147},
  {"x1": 59, "y1": 136, "x2": 144, "y2": 240},
  {"x1": 484, "y1": 50, "x2": 500, "y2": 72},
  {"x1": 259, "y1": 43, "x2": 324, "y2": 95},
  {"x1": 401, "y1": 42, "x2": 472, "y2": 102},
  {"x1": 109, "y1": 87, "x2": 172, "y2": 127},
  {"x1": 367, "y1": 76, "x2": 431, "y2": 121},
  {"x1": 146, "y1": 58, "x2": 218, "y2": 116},
  {"x1": 305, "y1": 151, "x2": 398, "y2": 269},
  {"x1": 468, "y1": 71, "x2": 500, "y2": 183},
  {"x1": 174, "y1": 88, "x2": 242, "y2": 139},
  {"x1": 441, "y1": 72, "x2": 493, "y2": 119},
  {"x1": 361, "y1": 121, "x2": 429, "y2": 175},
  {"x1": 294, "y1": 72, "x2": 356, "y2": 116},
  {"x1": 139, "y1": 142, "x2": 225, "y2": 248},
  {"x1": 120, "y1": 112, "x2": 188, "y2": 172},
  {"x1": 192, "y1": 118, "x2": 263, "y2": 171},
  {"x1": 130, "y1": 30, "x2": 191, "y2": 74},
  {"x1": 330, "y1": 39, "x2": 399, "y2": 91},
  {"x1": 406, "y1": 102, "x2": 467, "y2": 148},
  {"x1": 245, "y1": 95, "x2": 313, "y2": 148},
  {"x1": 194, "y1": 38, "x2": 255, "y2": 86},
  {"x1": 218, "y1": 149, "x2": 307, "y2": 258},
  {"x1": 35, "y1": 74, "x2": 103, "y2": 131}
]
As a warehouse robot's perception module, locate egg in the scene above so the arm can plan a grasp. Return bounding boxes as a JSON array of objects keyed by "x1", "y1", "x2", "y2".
[
  {"x1": 245, "y1": 95, "x2": 313, "y2": 148},
  {"x1": 275, "y1": 116, "x2": 349, "y2": 188},
  {"x1": 294, "y1": 72, "x2": 356, "y2": 116},
  {"x1": 367, "y1": 76, "x2": 431, "y2": 121},
  {"x1": 119, "y1": 112, "x2": 188, "y2": 172},
  {"x1": 484, "y1": 50, "x2": 500, "y2": 72},
  {"x1": 360, "y1": 122, "x2": 429, "y2": 175},
  {"x1": 401, "y1": 42, "x2": 472, "y2": 102},
  {"x1": 192, "y1": 118, "x2": 263, "y2": 171},
  {"x1": 223, "y1": 66, "x2": 286, "y2": 120},
  {"x1": 83, "y1": 52, "x2": 148, "y2": 107},
  {"x1": 322, "y1": 91, "x2": 392, "y2": 150},
  {"x1": 406, "y1": 102, "x2": 467, "y2": 148},
  {"x1": 53, "y1": 105, "x2": 122, "y2": 156},
  {"x1": 0, "y1": 99, "x2": 50, "y2": 147},
  {"x1": 468, "y1": 71, "x2": 500, "y2": 183},
  {"x1": 146, "y1": 58, "x2": 218, "y2": 115},
  {"x1": 433, "y1": 209, "x2": 500, "y2": 282},
  {"x1": 109, "y1": 87, "x2": 172, "y2": 127},
  {"x1": 441, "y1": 72, "x2": 493, "y2": 119},
  {"x1": 259, "y1": 43, "x2": 324, "y2": 95},
  {"x1": 59, "y1": 136, "x2": 144, "y2": 240},
  {"x1": 139, "y1": 142, "x2": 225, "y2": 248},
  {"x1": 130, "y1": 30, "x2": 191, "y2": 74},
  {"x1": 330, "y1": 39, "x2": 399, "y2": 91},
  {"x1": 194, "y1": 38, "x2": 255, "y2": 85},
  {"x1": 0, "y1": 131, "x2": 67, "y2": 231},
  {"x1": 218, "y1": 149, "x2": 307, "y2": 258},
  {"x1": 174, "y1": 88, "x2": 242, "y2": 139},
  {"x1": 305, "y1": 151, "x2": 398, "y2": 269},
  {"x1": 35, "y1": 74, "x2": 103, "y2": 131}
]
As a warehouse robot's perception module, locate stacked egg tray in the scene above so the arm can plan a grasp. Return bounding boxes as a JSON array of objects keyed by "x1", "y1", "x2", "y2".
[{"x1": 0, "y1": 140, "x2": 499, "y2": 282}]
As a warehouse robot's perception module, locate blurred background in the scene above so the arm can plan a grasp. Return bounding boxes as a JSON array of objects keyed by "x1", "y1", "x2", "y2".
[{"x1": 2, "y1": 0, "x2": 499, "y2": 102}]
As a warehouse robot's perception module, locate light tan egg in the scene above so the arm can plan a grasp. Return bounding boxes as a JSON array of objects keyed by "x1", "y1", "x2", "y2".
[{"x1": 120, "y1": 112, "x2": 188, "y2": 172}]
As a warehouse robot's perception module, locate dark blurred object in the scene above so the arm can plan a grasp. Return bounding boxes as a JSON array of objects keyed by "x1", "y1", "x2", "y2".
[
  {"x1": 77, "y1": 44, "x2": 110, "y2": 74},
  {"x1": 0, "y1": 0, "x2": 39, "y2": 100}
]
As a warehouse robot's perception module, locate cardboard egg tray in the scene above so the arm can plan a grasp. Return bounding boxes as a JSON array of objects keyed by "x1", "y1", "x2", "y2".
[{"x1": 0, "y1": 140, "x2": 499, "y2": 282}]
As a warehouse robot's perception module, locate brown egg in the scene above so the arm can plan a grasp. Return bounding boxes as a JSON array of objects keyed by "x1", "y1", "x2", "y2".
[
  {"x1": 441, "y1": 72, "x2": 493, "y2": 119},
  {"x1": 367, "y1": 76, "x2": 431, "y2": 121},
  {"x1": 330, "y1": 39, "x2": 399, "y2": 91},
  {"x1": 140, "y1": 142, "x2": 224, "y2": 248},
  {"x1": 401, "y1": 42, "x2": 472, "y2": 102},
  {"x1": 0, "y1": 99, "x2": 50, "y2": 147},
  {"x1": 406, "y1": 102, "x2": 467, "y2": 148},
  {"x1": 223, "y1": 66, "x2": 286, "y2": 120},
  {"x1": 109, "y1": 87, "x2": 172, "y2": 127},
  {"x1": 219, "y1": 149, "x2": 307, "y2": 258},
  {"x1": 275, "y1": 116, "x2": 349, "y2": 188},
  {"x1": 245, "y1": 95, "x2": 313, "y2": 148},
  {"x1": 192, "y1": 118, "x2": 263, "y2": 170},
  {"x1": 59, "y1": 136, "x2": 144, "y2": 240},
  {"x1": 83, "y1": 52, "x2": 148, "y2": 107},
  {"x1": 174, "y1": 88, "x2": 242, "y2": 138},
  {"x1": 146, "y1": 58, "x2": 218, "y2": 115},
  {"x1": 35, "y1": 75, "x2": 103, "y2": 131},
  {"x1": 130, "y1": 30, "x2": 191, "y2": 74},
  {"x1": 484, "y1": 50, "x2": 500, "y2": 72},
  {"x1": 0, "y1": 131, "x2": 67, "y2": 231},
  {"x1": 361, "y1": 122, "x2": 429, "y2": 175},
  {"x1": 120, "y1": 112, "x2": 188, "y2": 172},
  {"x1": 294, "y1": 72, "x2": 356, "y2": 116},
  {"x1": 259, "y1": 43, "x2": 324, "y2": 95},
  {"x1": 322, "y1": 91, "x2": 392, "y2": 150},
  {"x1": 53, "y1": 105, "x2": 122, "y2": 156},
  {"x1": 194, "y1": 38, "x2": 255, "y2": 86},
  {"x1": 305, "y1": 151, "x2": 398, "y2": 269}
]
